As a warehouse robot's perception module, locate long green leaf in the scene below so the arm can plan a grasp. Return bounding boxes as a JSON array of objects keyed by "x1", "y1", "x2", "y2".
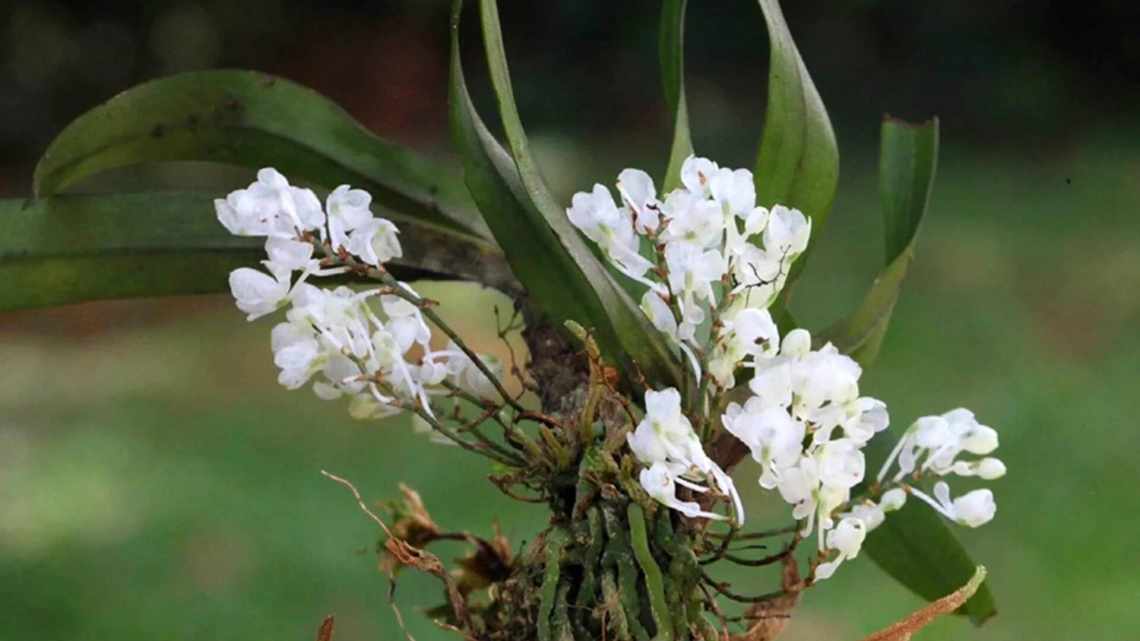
[
  {"x1": 827, "y1": 117, "x2": 995, "y2": 622},
  {"x1": 862, "y1": 472, "x2": 998, "y2": 624},
  {"x1": 448, "y1": 0, "x2": 681, "y2": 388},
  {"x1": 820, "y1": 117, "x2": 938, "y2": 364},
  {"x1": 754, "y1": 0, "x2": 839, "y2": 283},
  {"x1": 33, "y1": 70, "x2": 486, "y2": 238},
  {"x1": 0, "y1": 193, "x2": 515, "y2": 312},
  {"x1": 660, "y1": 0, "x2": 693, "y2": 192}
]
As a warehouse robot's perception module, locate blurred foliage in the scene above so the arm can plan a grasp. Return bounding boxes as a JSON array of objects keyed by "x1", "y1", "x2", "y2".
[{"x1": 3, "y1": 0, "x2": 1139, "y2": 193}]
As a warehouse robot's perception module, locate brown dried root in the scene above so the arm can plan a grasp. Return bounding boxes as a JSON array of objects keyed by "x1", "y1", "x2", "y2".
[{"x1": 857, "y1": 566, "x2": 988, "y2": 641}]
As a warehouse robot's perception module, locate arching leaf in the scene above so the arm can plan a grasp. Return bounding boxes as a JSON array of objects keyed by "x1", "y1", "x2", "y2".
[
  {"x1": 33, "y1": 70, "x2": 486, "y2": 238},
  {"x1": 820, "y1": 117, "x2": 938, "y2": 365},
  {"x1": 0, "y1": 192, "x2": 514, "y2": 312},
  {"x1": 447, "y1": 0, "x2": 682, "y2": 389},
  {"x1": 754, "y1": 0, "x2": 839, "y2": 285},
  {"x1": 660, "y1": 0, "x2": 693, "y2": 192}
]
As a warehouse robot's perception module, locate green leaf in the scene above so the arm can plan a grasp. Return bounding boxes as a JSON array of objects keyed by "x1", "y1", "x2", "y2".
[
  {"x1": 754, "y1": 0, "x2": 839, "y2": 282},
  {"x1": 33, "y1": 70, "x2": 485, "y2": 238},
  {"x1": 862, "y1": 442, "x2": 998, "y2": 623},
  {"x1": 820, "y1": 117, "x2": 938, "y2": 365},
  {"x1": 659, "y1": 0, "x2": 693, "y2": 192},
  {"x1": 0, "y1": 192, "x2": 515, "y2": 312},
  {"x1": 446, "y1": 0, "x2": 681, "y2": 388},
  {"x1": 831, "y1": 116, "x2": 994, "y2": 622}
]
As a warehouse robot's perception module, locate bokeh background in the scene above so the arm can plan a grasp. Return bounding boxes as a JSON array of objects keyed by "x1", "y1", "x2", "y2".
[{"x1": 2, "y1": 1, "x2": 1138, "y2": 639}]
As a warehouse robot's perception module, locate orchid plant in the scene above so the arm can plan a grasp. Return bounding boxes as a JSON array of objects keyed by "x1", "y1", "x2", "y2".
[{"x1": 1, "y1": 0, "x2": 1006, "y2": 639}]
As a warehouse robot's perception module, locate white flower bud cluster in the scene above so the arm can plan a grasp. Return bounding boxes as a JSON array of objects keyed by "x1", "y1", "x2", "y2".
[
  {"x1": 216, "y1": 168, "x2": 502, "y2": 421},
  {"x1": 877, "y1": 408, "x2": 1006, "y2": 528},
  {"x1": 566, "y1": 156, "x2": 809, "y2": 386}
]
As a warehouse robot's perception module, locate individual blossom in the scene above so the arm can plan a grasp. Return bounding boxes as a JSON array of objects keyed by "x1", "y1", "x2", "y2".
[
  {"x1": 814, "y1": 516, "x2": 867, "y2": 580},
  {"x1": 326, "y1": 184, "x2": 375, "y2": 251},
  {"x1": 215, "y1": 168, "x2": 324, "y2": 237},
  {"x1": 566, "y1": 183, "x2": 655, "y2": 285},
  {"x1": 908, "y1": 481, "x2": 997, "y2": 528},
  {"x1": 229, "y1": 262, "x2": 294, "y2": 321},
  {"x1": 346, "y1": 217, "x2": 403, "y2": 267},
  {"x1": 639, "y1": 461, "x2": 724, "y2": 520},
  {"x1": 707, "y1": 305, "x2": 779, "y2": 388},
  {"x1": 442, "y1": 341, "x2": 504, "y2": 402},
  {"x1": 264, "y1": 236, "x2": 318, "y2": 272},
  {"x1": 660, "y1": 189, "x2": 725, "y2": 249},
  {"x1": 617, "y1": 168, "x2": 661, "y2": 234},
  {"x1": 722, "y1": 396, "x2": 805, "y2": 489}
]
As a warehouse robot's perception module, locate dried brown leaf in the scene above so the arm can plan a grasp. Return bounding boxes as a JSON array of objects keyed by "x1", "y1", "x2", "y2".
[
  {"x1": 858, "y1": 566, "x2": 988, "y2": 641},
  {"x1": 315, "y1": 615, "x2": 334, "y2": 641}
]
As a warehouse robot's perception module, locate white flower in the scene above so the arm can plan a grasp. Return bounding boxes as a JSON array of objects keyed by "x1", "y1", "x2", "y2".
[
  {"x1": 817, "y1": 438, "x2": 865, "y2": 490},
  {"x1": 381, "y1": 294, "x2": 431, "y2": 351},
  {"x1": 722, "y1": 397, "x2": 804, "y2": 488},
  {"x1": 664, "y1": 242, "x2": 723, "y2": 306},
  {"x1": 881, "y1": 408, "x2": 1002, "y2": 482},
  {"x1": 567, "y1": 184, "x2": 653, "y2": 279},
  {"x1": 639, "y1": 462, "x2": 725, "y2": 520},
  {"x1": 708, "y1": 307, "x2": 779, "y2": 387},
  {"x1": 271, "y1": 319, "x2": 325, "y2": 389},
  {"x1": 845, "y1": 397, "x2": 890, "y2": 444},
  {"x1": 661, "y1": 190, "x2": 724, "y2": 249},
  {"x1": 215, "y1": 168, "x2": 325, "y2": 238},
  {"x1": 709, "y1": 168, "x2": 756, "y2": 216},
  {"x1": 775, "y1": 456, "x2": 821, "y2": 523},
  {"x1": 842, "y1": 500, "x2": 886, "y2": 531},
  {"x1": 748, "y1": 358, "x2": 794, "y2": 409},
  {"x1": 951, "y1": 457, "x2": 1007, "y2": 480},
  {"x1": 632, "y1": 388, "x2": 703, "y2": 464},
  {"x1": 444, "y1": 341, "x2": 503, "y2": 401},
  {"x1": 951, "y1": 488, "x2": 997, "y2": 527},
  {"x1": 792, "y1": 344, "x2": 862, "y2": 428},
  {"x1": 680, "y1": 156, "x2": 719, "y2": 197},
  {"x1": 326, "y1": 185, "x2": 375, "y2": 250},
  {"x1": 617, "y1": 168, "x2": 661, "y2": 234},
  {"x1": 911, "y1": 481, "x2": 997, "y2": 528},
  {"x1": 630, "y1": 388, "x2": 743, "y2": 522},
  {"x1": 347, "y1": 391, "x2": 402, "y2": 420},
  {"x1": 814, "y1": 516, "x2": 867, "y2": 580},
  {"x1": 264, "y1": 236, "x2": 317, "y2": 272},
  {"x1": 640, "y1": 291, "x2": 678, "y2": 339},
  {"x1": 763, "y1": 205, "x2": 811, "y2": 258},
  {"x1": 346, "y1": 217, "x2": 402, "y2": 267},
  {"x1": 880, "y1": 487, "x2": 907, "y2": 511},
  {"x1": 229, "y1": 262, "x2": 292, "y2": 320},
  {"x1": 215, "y1": 168, "x2": 290, "y2": 237}
]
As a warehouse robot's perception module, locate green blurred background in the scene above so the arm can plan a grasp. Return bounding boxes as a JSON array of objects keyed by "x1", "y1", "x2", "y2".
[{"x1": 1, "y1": 1, "x2": 1137, "y2": 639}]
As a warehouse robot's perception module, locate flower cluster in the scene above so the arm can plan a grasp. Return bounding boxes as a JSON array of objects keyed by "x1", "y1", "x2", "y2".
[
  {"x1": 628, "y1": 388, "x2": 743, "y2": 522},
  {"x1": 876, "y1": 409, "x2": 1005, "y2": 527},
  {"x1": 567, "y1": 156, "x2": 809, "y2": 386},
  {"x1": 567, "y1": 158, "x2": 1006, "y2": 581},
  {"x1": 722, "y1": 327, "x2": 889, "y2": 554},
  {"x1": 216, "y1": 168, "x2": 502, "y2": 421}
]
